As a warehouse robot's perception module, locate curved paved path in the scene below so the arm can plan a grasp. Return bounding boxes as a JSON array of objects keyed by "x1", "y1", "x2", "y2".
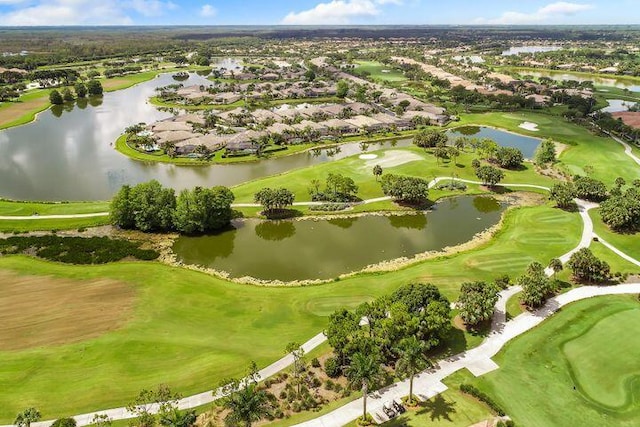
[
  {"x1": 0, "y1": 212, "x2": 109, "y2": 220},
  {"x1": 0, "y1": 178, "x2": 548, "y2": 218}
]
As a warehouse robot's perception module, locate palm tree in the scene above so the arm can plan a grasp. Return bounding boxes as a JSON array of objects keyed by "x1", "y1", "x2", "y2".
[
  {"x1": 14, "y1": 408, "x2": 41, "y2": 427},
  {"x1": 223, "y1": 382, "x2": 271, "y2": 427},
  {"x1": 395, "y1": 336, "x2": 431, "y2": 404},
  {"x1": 373, "y1": 164, "x2": 383, "y2": 181},
  {"x1": 346, "y1": 352, "x2": 382, "y2": 422},
  {"x1": 548, "y1": 258, "x2": 563, "y2": 280}
]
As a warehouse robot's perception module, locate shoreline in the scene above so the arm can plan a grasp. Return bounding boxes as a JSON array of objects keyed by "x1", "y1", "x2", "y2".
[{"x1": 160, "y1": 192, "x2": 544, "y2": 287}]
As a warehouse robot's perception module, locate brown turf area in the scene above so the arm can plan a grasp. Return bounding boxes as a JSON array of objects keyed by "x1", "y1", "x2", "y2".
[
  {"x1": 0, "y1": 96, "x2": 49, "y2": 128},
  {"x1": 0, "y1": 271, "x2": 135, "y2": 351}
]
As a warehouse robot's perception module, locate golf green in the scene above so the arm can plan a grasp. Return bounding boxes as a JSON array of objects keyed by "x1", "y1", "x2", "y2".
[{"x1": 473, "y1": 295, "x2": 640, "y2": 426}]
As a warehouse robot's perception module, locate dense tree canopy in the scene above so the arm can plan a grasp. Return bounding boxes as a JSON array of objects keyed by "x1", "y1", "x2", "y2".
[
  {"x1": 174, "y1": 186, "x2": 235, "y2": 234},
  {"x1": 518, "y1": 262, "x2": 554, "y2": 308},
  {"x1": 550, "y1": 182, "x2": 576, "y2": 209},
  {"x1": 535, "y1": 139, "x2": 557, "y2": 165},
  {"x1": 87, "y1": 79, "x2": 104, "y2": 96},
  {"x1": 567, "y1": 248, "x2": 611, "y2": 283},
  {"x1": 413, "y1": 129, "x2": 448, "y2": 149},
  {"x1": 110, "y1": 181, "x2": 234, "y2": 233},
  {"x1": 475, "y1": 165, "x2": 505, "y2": 186},
  {"x1": 325, "y1": 283, "x2": 451, "y2": 370},
  {"x1": 573, "y1": 175, "x2": 608, "y2": 201},
  {"x1": 457, "y1": 281, "x2": 500, "y2": 326},
  {"x1": 495, "y1": 146, "x2": 524, "y2": 169},
  {"x1": 600, "y1": 187, "x2": 640, "y2": 231},
  {"x1": 380, "y1": 174, "x2": 430, "y2": 204},
  {"x1": 254, "y1": 187, "x2": 295, "y2": 217},
  {"x1": 49, "y1": 89, "x2": 63, "y2": 105}
]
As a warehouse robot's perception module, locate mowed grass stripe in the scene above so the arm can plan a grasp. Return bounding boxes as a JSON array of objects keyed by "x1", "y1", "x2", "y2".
[{"x1": 472, "y1": 295, "x2": 640, "y2": 426}]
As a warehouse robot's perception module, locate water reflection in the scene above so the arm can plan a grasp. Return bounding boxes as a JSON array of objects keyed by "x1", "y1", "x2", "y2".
[
  {"x1": 473, "y1": 196, "x2": 502, "y2": 213},
  {"x1": 0, "y1": 71, "x2": 411, "y2": 201},
  {"x1": 254, "y1": 220, "x2": 297, "y2": 241},
  {"x1": 446, "y1": 126, "x2": 541, "y2": 159},
  {"x1": 173, "y1": 195, "x2": 506, "y2": 281}
]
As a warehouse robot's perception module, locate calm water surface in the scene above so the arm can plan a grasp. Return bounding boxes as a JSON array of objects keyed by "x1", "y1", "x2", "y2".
[
  {"x1": 0, "y1": 73, "x2": 409, "y2": 201},
  {"x1": 523, "y1": 70, "x2": 640, "y2": 92},
  {"x1": 172, "y1": 195, "x2": 506, "y2": 281},
  {"x1": 502, "y1": 46, "x2": 562, "y2": 56},
  {"x1": 446, "y1": 126, "x2": 541, "y2": 159}
]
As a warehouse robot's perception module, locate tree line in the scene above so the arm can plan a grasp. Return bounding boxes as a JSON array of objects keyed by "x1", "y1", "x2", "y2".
[{"x1": 110, "y1": 180, "x2": 235, "y2": 234}]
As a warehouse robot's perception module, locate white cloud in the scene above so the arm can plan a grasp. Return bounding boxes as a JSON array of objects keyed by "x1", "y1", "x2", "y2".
[
  {"x1": 200, "y1": 4, "x2": 216, "y2": 18},
  {"x1": 0, "y1": 0, "x2": 178, "y2": 25},
  {"x1": 282, "y1": 0, "x2": 401, "y2": 25},
  {"x1": 476, "y1": 2, "x2": 594, "y2": 25}
]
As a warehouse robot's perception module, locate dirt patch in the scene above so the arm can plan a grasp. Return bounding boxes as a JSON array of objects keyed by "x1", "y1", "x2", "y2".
[
  {"x1": 519, "y1": 121, "x2": 539, "y2": 132},
  {"x1": 363, "y1": 150, "x2": 422, "y2": 168},
  {"x1": 0, "y1": 271, "x2": 136, "y2": 350},
  {"x1": 613, "y1": 112, "x2": 640, "y2": 129}
]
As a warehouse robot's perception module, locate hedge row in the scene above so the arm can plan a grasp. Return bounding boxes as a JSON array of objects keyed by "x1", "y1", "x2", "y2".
[
  {"x1": 0, "y1": 235, "x2": 159, "y2": 264},
  {"x1": 459, "y1": 383, "x2": 506, "y2": 416}
]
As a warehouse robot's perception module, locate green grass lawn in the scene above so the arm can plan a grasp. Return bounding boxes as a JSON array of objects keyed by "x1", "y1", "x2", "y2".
[
  {"x1": 589, "y1": 242, "x2": 640, "y2": 276},
  {"x1": 231, "y1": 145, "x2": 553, "y2": 204},
  {"x1": 505, "y1": 291, "x2": 523, "y2": 320},
  {"x1": 456, "y1": 111, "x2": 640, "y2": 185},
  {"x1": 0, "y1": 200, "x2": 110, "y2": 232},
  {"x1": 471, "y1": 295, "x2": 640, "y2": 427},
  {"x1": 354, "y1": 60, "x2": 407, "y2": 83},
  {"x1": 0, "y1": 216, "x2": 110, "y2": 233},
  {"x1": 0, "y1": 202, "x2": 581, "y2": 421},
  {"x1": 0, "y1": 200, "x2": 108, "y2": 216},
  {"x1": 590, "y1": 209, "x2": 640, "y2": 261}
]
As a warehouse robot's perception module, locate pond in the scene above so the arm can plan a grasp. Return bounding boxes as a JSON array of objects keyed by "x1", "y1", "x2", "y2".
[
  {"x1": 0, "y1": 72, "x2": 409, "y2": 201},
  {"x1": 172, "y1": 195, "x2": 506, "y2": 282},
  {"x1": 502, "y1": 46, "x2": 562, "y2": 56},
  {"x1": 446, "y1": 126, "x2": 541, "y2": 159},
  {"x1": 602, "y1": 99, "x2": 635, "y2": 113},
  {"x1": 522, "y1": 70, "x2": 640, "y2": 92}
]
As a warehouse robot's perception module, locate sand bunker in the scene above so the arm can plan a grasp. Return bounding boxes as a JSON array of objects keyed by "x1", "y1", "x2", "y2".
[
  {"x1": 519, "y1": 122, "x2": 539, "y2": 132},
  {"x1": 359, "y1": 154, "x2": 378, "y2": 160},
  {"x1": 364, "y1": 150, "x2": 422, "y2": 168},
  {"x1": 0, "y1": 271, "x2": 135, "y2": 350}
]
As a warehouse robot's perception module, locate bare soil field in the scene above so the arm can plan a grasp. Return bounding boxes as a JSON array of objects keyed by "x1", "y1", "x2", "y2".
[
  {"x1": 613, "y1": 111, "x2": 640, "y2": 128},
  {"x1": 0, "y1": 270, "x2": 135, "y2": 350}
]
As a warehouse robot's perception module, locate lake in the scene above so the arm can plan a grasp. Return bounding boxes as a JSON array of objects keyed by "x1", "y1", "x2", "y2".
[
  {"x1": 502, "y1": 46, "x2": 562, "y2": 56},
  {"x1": 446, "y1": 126, "x2": 541, "y2": 159},
  {"x1": 0, "y1": 72, "x2": 409, "y2": 201},
  {"x1": 172, "y1": 195, "x2": 506, "y2": 281}
]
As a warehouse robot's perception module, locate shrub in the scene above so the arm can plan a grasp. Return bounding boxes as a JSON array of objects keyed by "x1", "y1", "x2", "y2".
[
  {"x1": 309, "y1": 203, "x2": 348, "y2": 212},
  {"x1": 324, "y1": 356, "x2": 341, "y2": 378},
  {"x1": 324, "y1": 379, "x2": 335, "y2": 390},
  {"x1": 459, "y1": 384, "x2": 506, "y2": 416},
  {"x1": 0, "y1": 236, "x2": 159, "y2": 264},
  {"x1": 494, "y1": 274, "x2": 511, "y2": 289},
  {"x1": 573, "y1": 176, "x2": 608, "y2": 202},
  {"x1": 311, "y1": 377, "x2": 322, "y2": 388},
  {"x1": 51, "y1": 419, "x2": 76, "y2": 427},
  {"x1": 311, "y1": 357, "x2": 321, "y2": 368}
]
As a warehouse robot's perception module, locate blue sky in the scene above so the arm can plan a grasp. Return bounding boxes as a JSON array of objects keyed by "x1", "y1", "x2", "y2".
[{"x1": 0, "y1": 1, "x2": 637, "y2": 26}]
